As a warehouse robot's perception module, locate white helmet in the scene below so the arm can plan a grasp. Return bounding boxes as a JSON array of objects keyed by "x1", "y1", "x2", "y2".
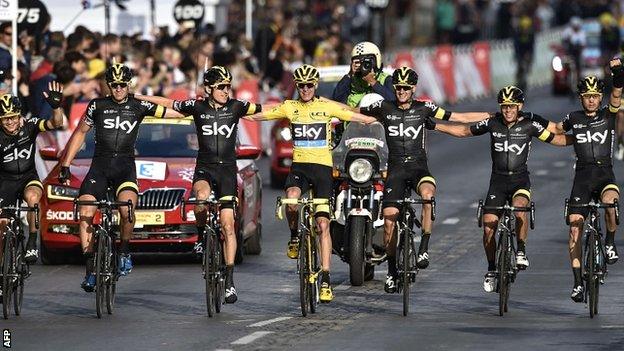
[
  {"x1": 358, "y1": 93, "x2": 384, "y2": 108},
  {"x1": 351, "y1": 41, "x2": 382, "y2": 70}
]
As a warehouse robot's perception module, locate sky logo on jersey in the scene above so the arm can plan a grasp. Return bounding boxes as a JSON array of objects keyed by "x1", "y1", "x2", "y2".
[
  {"x1": 388, "y1": 123, "x2": 422, "y2": 140},
  {"x1": 494, "y1": 141, "x2": 527, "y2": 155},
  {"x1": 293, "y1": 124, "x2": 326, "y2": 147},
  {"x1": 576, "y1": 130, "x2": 608, "y2": 144},
  {"x1": 103, "y1": 116, "x2": 138, "y2": 134},
  {"x1": 3, "y1": 144, "x2": 33, "y2": 163},
  {"x1": 201, "y1": 123, "x2": 235, "y2": 138}
]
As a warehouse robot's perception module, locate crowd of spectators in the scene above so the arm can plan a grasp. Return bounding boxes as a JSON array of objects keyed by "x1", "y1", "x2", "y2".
[{"x1": 0, "y1": 0, "x2": 622, "y2": 122}]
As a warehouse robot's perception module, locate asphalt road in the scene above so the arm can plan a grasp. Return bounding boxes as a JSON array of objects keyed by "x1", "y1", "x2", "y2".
[{"x1": 4, "y1": 90, "x2": 624, "y2": 351}]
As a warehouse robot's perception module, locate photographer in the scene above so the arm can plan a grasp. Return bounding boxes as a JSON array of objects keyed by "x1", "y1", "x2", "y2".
[{"x1": 332, "y1": 41, "x2": 394, "y2": 107}]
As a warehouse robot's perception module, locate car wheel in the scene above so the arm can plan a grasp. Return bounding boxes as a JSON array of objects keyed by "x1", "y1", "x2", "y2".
[
  {"x1": 40, "y1": 242, "x2": 67, "y2": 265},
  {"x1": 244, "y1": 223, "x2": 262, "y2": 255}
]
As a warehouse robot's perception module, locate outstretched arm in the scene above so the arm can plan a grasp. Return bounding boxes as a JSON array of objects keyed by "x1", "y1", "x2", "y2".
[
  {"x1": 350, "y1": 112, "x2": 377, "y2": 124},
  {"x1": 434, "y1": 122, "x2": 473, "y2": 137},
  {"x1": 547, "y1": 133, "x2": 574, "y2": 146},
  {"x1": 448, "y1": 111, "x2": 492, "y2": 123},
  {"x1": 135, "y1": 94, "x2": 175, "y2": 109}
]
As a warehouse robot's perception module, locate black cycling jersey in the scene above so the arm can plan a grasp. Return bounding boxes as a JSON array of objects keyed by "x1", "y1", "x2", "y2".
[
  {"x1": 470, "y1": 112, "x2": 553, "y2": 175},
  {"x1": 361, "y1": 100, "x2": 450, "y2": 163},
  {"x1": 562, "y1": 105, "x2": 617, "y2": 167},
  {"x1": 0, "y1": 117, "x2": 55, "y2": 179},
  {"x1": 172, "y1": 98, "x2": 259, "y2": 164},
  {"x1": 84, "y1": 95, "x2": 165, "y2": 157}
]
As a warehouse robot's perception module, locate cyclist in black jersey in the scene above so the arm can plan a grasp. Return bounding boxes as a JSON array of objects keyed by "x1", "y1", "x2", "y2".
[
  {"x1": 135, "y1": 66, "x2": 264, "y2": 304},
  {"x1": 59, "y1": 63, "x2": 178, "y2": 292},
  {"x1": 433, "y1": 85, "x2": 571, "y2": 293},
  {"x1": 547, "y1": 58, "x2": 623, "y2": 302},
  {"x1": 0, "y1": 84, "x2": 65, "y2": 297},
  {"x1": 359, "y1": 67, "x2": 491, "y2": 293}
]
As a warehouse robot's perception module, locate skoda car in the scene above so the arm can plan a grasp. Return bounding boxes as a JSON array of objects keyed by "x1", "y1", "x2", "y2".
[{"x1": 38, "y1": 117, "x2": 263, "y2": 264}]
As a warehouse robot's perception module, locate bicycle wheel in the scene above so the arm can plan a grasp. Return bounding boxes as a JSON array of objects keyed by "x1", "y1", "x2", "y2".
[
  {"x1": 105, "y1": 237, "x2": 116, "y2": 315},
  {"x1": 2, "y1": 234, "x2": 14, "y2": 319},
  {"x1": 94, "y1": 232, "x2": 107, "y2": 318},
  {"x1": 13, "y1": 237, "x2": 26, "y2": 316},
  {"x1": 214, "y1": 237, "x2": 224, "y2": 314},
  {"x1": 298, "y1": 234, "x2": 309, "y2": 317},
  {"x1": 402, "y1": 228, "x2": 411, "y2": 317},
  {"x1": 587, "y1": 231, "x2": 597, "y2": 318},
  {"x1": 204, "y1": 232, "x2": 215, "y2": 318},
  {"x1": 497, "y1": 230, "x2": 509, "y2": 317},
  {"x1": 309, "y1": 234, "x2": 319, "y2": 314}
]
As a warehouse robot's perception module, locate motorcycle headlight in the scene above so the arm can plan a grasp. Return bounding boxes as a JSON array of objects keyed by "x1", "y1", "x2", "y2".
[
  {"x1": 47, "y1": 185, "x2": 80, "y2": 200},
  {"x1": 552, "y1": 56, "x2": 563, "y2": 72},
  {"x1": 278, "y1": 127, "x2": 292, "y2": 141},
  {"x1": 348, "y1": 158, "x2": 373, "y2": 183}
]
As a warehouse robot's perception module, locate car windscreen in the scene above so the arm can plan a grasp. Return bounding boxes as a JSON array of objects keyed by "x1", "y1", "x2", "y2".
[{"x1": 75, "y1": 120, "x2": 199, "y2": 158}]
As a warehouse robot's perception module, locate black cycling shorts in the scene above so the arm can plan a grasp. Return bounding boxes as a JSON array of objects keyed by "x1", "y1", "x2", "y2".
[
  {"x1": 0, "y1": 170, "x2": 43, "y2": 212},
  {"x1": 193, "y1": 162, "x2": 237, "y2": 209},
  {"x1": 79, "y1": 156, "x2": 138, "y2": 200},
  {"x1": 284, "y1": 162, "x2": 332, "y2": 217},
  {"x1": 569, "y1": 165, "x2": 619, "y2": 217},
  {"x1": 483, "y1": 172, "x2": 531, "y2": 215},
  {"x1": 383, "y1": 161, "x2": 436, "y2": 209}
]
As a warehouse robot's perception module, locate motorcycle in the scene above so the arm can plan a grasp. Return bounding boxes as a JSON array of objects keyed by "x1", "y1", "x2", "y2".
[{"x1": 331, "y1": 121, "x2": 388, "y2": 286}]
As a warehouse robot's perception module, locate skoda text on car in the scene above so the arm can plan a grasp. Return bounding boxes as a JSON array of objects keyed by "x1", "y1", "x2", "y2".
[{"x1": 38, "y1": 117, "x2": 263, "y2": 264}]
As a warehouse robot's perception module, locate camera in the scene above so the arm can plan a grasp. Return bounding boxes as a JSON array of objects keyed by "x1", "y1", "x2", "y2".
[{"x1": 355, "y1": 56, "x2": 375, "y2": 77}]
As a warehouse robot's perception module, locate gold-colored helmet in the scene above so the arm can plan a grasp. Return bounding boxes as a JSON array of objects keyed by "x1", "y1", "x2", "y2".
[
  {"x1": 105, "y1": 63, "x2": 133, "y2": 84},
  {"x1": 203, "y1": 66, "x2": 232, "y2": 86},
  {"x1": 293, "y1": 64, "x2": 320, "y2": 84},
  {"x1": 497, "y1": 86, "x2": 525, "y2": 105},
  {"x1": 0, "y1": 94, "x2": 21, "y2": 118},
  {"x1": 577, "y1": 76, "x2": 604, "y2": 95},
  {"x1": 392, "y1": 67, "x2": 418, "y2": 86}
]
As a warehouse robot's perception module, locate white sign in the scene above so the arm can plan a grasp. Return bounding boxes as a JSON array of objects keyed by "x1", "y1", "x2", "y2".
[
  {"x1": 135, "y1": 160, "x2": 167, "y2": 181},
  {"x1": 0, "y1": 0, "x2": 17, "y2": 21}
]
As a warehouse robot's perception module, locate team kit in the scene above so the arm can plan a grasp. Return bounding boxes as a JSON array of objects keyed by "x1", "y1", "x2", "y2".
[{"x1": 0, "y1": 41, "x2": 622, "y2": 317}]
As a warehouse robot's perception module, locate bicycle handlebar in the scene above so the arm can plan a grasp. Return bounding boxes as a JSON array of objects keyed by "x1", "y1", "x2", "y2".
[
  {"x1": 73, "y1": 199, "x2": 134, "y2": 224},
  {"x1": 564, "y1": 198, "x2": 619, "y2": 225},
  {"x1": 274, "y1": 197, "x2": 330, "y2": 220},
  {"x1": 0, "y1": 204, "x2": 40, "y2": 229},
  {"x1": 394, "y1": 197, "x2": 436, "y2": 221},
  {"x1": 477, "y1": 200, "x2": 536, "y2": 230},
  {"x1": 180, "y1": 198, "x2": 237, "y2": 221}
]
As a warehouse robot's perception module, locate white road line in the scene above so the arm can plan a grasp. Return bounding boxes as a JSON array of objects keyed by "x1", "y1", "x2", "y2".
[
  {"x1": 602, "y1": 325, "x2": 624, "y2": 329},
  {"x1": 534, "y1": 169, "x2": 549, "y2": 176},
  {"x1": 215, "y1": 349, "x2": 233, "y2": 351},
  {"x1": 441, "y1": 217, "x2": 460, "y2": 225},
  {"x1": 231, "y1": 331, "x2": 274, "y2": 345},
  {"x1": 248, "y1": 316, "x2": 293, "y2": 327}
]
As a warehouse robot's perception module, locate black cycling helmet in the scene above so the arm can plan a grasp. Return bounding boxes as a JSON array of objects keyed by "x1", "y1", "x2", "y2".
[
  {"x1": 392, "y1": 67, "x2": 418, "y2": 86},
  {"x1": 203, "y1": 66, "x2": 232, "y2": 87},
  {"x1": 577, "y1": 76, "x2": 604, "y2": 95},
  {"x1": 0, "y1": 94, "x2": 21, "y2": 118},
  {"x1": 105, "y1": 63, "x2": 133, "y2": 84},
  {"x1": 497, "y1": 86, "x2": 525, "y2": 105},
  {"x1": 293, "y1": 64, "x2": 320, "y2": 84}
]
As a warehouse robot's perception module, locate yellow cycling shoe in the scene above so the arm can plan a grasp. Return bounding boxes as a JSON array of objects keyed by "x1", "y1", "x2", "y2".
[
  {"x1": 287, "y1": 238, "x2": 299, "y2": 259},
  {"x1": 319, "y1": 282, "x2": 333, "y2": 303}
]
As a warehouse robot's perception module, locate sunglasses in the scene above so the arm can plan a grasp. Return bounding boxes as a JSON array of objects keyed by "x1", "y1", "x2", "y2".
[
  {"x1": 394, "y1": 85, "x2": 413, "y2": 92},
  {"x1": 297, "y1": 83, "x2": 315, "y2": 90},
  {"x1": 110, "y1": 83, "x2": 128, "y2": 89},
  {"x1": 213, "y1": 84, "x2": 231, "y2": 91}
]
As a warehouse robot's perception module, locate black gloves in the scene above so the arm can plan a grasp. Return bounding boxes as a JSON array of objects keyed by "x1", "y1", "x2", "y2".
[
  {"x1": 45, "y1": 89, "x2": 63, "y2": 109},
  {"x1": 58, "y1": 166, "x2": 71, "y2": 184},
  {"x1": 611, "y1": 61, "x2": 624, "y2": 89}
]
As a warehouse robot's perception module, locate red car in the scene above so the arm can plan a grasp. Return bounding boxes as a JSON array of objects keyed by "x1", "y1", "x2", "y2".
[{"x1": 38, "y1": 117, "x2": 263, "y2": 264}]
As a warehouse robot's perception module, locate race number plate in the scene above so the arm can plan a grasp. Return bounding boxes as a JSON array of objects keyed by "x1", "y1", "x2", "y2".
[{"x1": 134, "y1": 211, "x2": 165, "y2": 225}]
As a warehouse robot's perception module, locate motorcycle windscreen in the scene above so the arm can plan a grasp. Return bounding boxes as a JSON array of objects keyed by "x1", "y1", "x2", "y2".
[{"x1": 332, "y1": 121, "x2": 388, "y2": 172}]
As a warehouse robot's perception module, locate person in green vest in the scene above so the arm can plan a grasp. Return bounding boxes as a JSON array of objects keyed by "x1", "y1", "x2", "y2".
[{"x1": 332, "y1": 41, "x2": 395, "y2": 107}]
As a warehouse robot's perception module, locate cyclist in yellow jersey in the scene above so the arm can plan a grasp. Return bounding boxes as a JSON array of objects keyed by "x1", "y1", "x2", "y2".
[{"x1": 248, "y1": 64, "x2": 376, "y2": 302}]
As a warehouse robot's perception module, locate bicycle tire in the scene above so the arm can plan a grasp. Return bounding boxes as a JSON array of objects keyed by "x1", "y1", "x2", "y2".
[
  {"x1": 105, "y1": 236, "x2": 115, "y2": 315},
  {"x1": 2, "y1": 234, "x2": 14, "y2": 319},
  {"x1": 214, "y1": 236, "x2": 223, "y2": 314},
  {"x1": 95, "y1": 232, "x2": 106, "y2": 319},
  {"x1": 298, "y1": 234, "x2": 309, "y2": 317},
  {"x1": 13, "y1": 238, "x2": 25, "y2": 316},
  {"x1": 309, "y1": 234, "x2": 319, "y2": 314},
  {"x1": 588, "y1": 231, "x2": 597, "y2": 319},
  {"x1": 497, "y1": 230, "x2": 509, "y2": 317},
  {"x1": 204, "y1": 232, "x2": 215, "y2": 318},
  {"x1": 402, "y1": 228, "x2": 411, "y2": 317}
]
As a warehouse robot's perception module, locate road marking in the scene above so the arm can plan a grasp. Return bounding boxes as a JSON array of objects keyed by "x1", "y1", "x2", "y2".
[
  {"x1": 554, "y1": 161, "x2": 567, "y2": 168},
  {"x1": 248, "y1": 316, "x2": 293, "y2": 327},
  {"x1": 534, "y1": 169, "x2": 549, "y2": 176},
  {"x1": 602, "y1": 325, "x2": 624, "y2": 329},
  {"x1": 231, "y1": 331, "x2": 274, "y2": 345},
  {"x1": 215, "y1": 349, "x2": 233, "y2": 351},
  {"x1": 442, "y1": 217, "x2": 460, "y2": 225}
]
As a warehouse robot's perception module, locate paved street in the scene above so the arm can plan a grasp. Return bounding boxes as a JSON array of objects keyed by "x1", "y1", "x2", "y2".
[{"x1": 3, "y1": 90, "x2": 624, "y2": 351}]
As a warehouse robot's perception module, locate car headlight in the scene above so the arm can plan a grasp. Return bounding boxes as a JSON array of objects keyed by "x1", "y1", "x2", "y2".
[
  {"x1": 348, "y1": 158, "x2": 373, "y2": 183},
  {"x1": 278, "y1": 127, "x2": 292, "y2": 141},
  {"x1": 552, "y1": 56, "x2": 563, "y2": 72},
  {"x1": 47, "y1": 185, "x2": 80, "y2": 200}
]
